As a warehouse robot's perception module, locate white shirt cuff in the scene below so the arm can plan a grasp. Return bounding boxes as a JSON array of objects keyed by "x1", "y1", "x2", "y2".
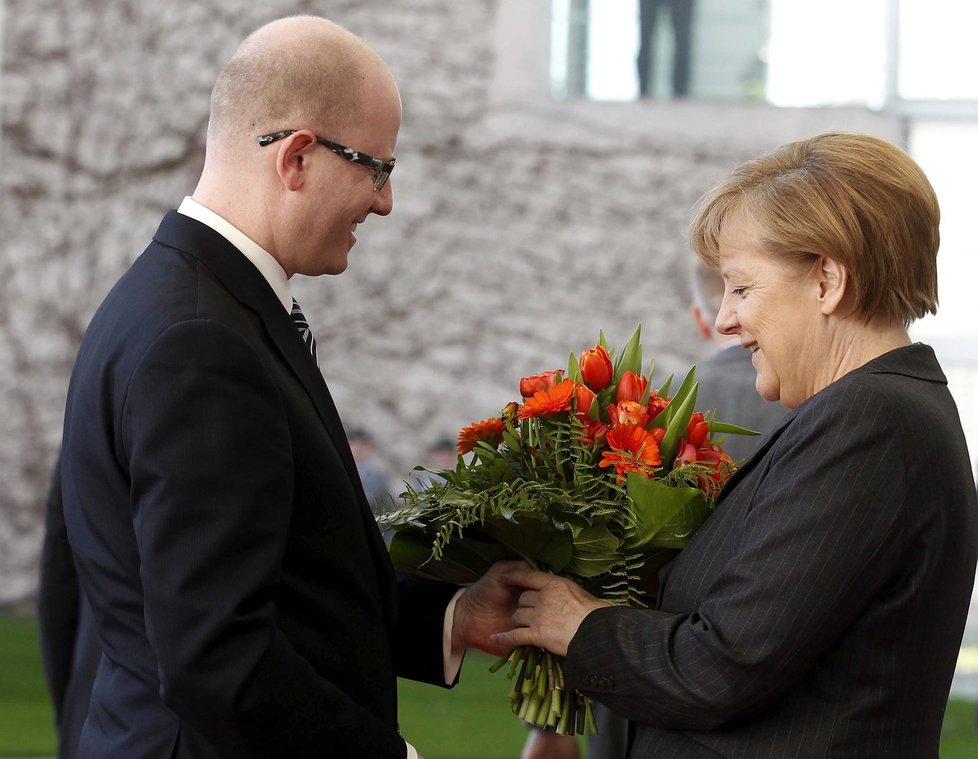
[{"x1": 442, "y1": 588, "x2": 466, "y2": 684}]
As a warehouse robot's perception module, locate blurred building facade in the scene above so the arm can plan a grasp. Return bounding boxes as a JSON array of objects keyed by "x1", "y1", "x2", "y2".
[{"x1": 0, "y1": 0, "x2": 901, "y2": 608}]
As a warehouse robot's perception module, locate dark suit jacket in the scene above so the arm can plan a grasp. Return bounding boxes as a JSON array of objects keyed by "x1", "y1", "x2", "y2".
[
  {"x1": 61, "y1": 211, "x2": 456, "y2": 758},
  {"x1": 37, "y1": 456, "x2": 102, "y2": 759},
  {"x1": 567, "y1": 344, "x2": 978, "y2": 757}
]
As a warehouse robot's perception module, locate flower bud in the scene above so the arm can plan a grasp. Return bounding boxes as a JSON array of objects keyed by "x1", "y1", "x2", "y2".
[
  {"x1": 579, "y1": 345, "x2": 613, "y2": 392},
  {"x1": 615, "y1": 370, "x2": 648, "y2": 404}
]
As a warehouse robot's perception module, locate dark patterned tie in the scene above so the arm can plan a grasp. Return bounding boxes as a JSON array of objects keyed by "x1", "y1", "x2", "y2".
[{"x1": 290, "y1": 298, "x2": 318, "y2": 364}]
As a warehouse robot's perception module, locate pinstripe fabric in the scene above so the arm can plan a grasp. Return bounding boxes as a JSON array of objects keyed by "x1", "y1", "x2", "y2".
[{"x1": 566, "y1": 344, "x2": 978, "y2": 758}]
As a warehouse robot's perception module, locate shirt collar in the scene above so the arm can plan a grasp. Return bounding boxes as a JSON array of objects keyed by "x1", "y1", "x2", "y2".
[{"x1": 177, "y1": 196, "x2": 292, "y2": 313}]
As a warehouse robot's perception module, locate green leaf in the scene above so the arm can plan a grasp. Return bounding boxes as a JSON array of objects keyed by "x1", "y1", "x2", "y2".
[
  {"x1": 476, "y1": 513, "x2": 574, "y2": 572},
  {"x1": 503, "y1": 428, "x2": 523, "y2": 450},
  {"x1": 389, "y1": 527, "x2": 519, "y2": 584},
  {"x1": 613, "y1": 325, "x2": 643, "y2": 384},
  {"x1": 640, "y1": 358, "x2": 655, "y2": 405},
  {"x1": 657, "y1": 374, "x2": 674, "y2": 398},
  {"x1": 565, "y1": 524, "x2": 623, "y2": 578},
  {"x1": 667, "y1": 366, "x2": 698, "y2": 419},
  {"x1": 550, "y1": 509, "x2": 593, "y2": 537},
  {"x1": 708, "y1": 421, "x2": 761, "y2": 436},
  {"x1": 626, "y1": 473, "x2": 712, "y2": 550},
  {"x1": 567, "y1": 351, "x2": 582, "y2": 383},
  {"x1": 658, "y1": 382, "x2": 698, "y2": 467}
]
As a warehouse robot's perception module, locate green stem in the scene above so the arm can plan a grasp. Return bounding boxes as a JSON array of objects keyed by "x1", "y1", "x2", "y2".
[
  {"x1": 585, "y1": 697, "x2": 599, "y2": 735},
  {"x1": 505, "y1": 646, "x2": 523, "y2": 678}
]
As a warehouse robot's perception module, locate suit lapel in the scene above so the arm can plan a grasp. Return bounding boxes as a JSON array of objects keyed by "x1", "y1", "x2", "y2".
[
  {"x1": 716, "y1": 407, "x2": 797, "y2": 500},
  {"x1": 152, "y1": 212, "x2": 396, "y2": 588},
  {"x1": 715, "y1": 344, "x2": 942, "y2": 502}
]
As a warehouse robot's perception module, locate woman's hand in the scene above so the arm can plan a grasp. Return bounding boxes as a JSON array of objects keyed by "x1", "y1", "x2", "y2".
[{"x1": 490, "y1": 566, "x2": 610, "y2": 657}]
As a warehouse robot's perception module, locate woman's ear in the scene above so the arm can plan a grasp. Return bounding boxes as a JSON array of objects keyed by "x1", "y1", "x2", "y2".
[
  {"x1": 816, "y1": 255, "x2": 849, "y2": 316},
  {"x1": 274, "y1": 130, "x2": 318, "y2": 191}
]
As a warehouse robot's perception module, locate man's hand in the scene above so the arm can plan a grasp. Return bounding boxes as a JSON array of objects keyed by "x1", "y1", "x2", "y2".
[
  {"x1": 521, "y1": 728, "x2": 580, "y2": 759},
  {"x1": 451, "y1": 560, "x2": 528, "y2": 656},
  {"x1": 488, "y1": 566, "x2": 609, "y2": 657},
  {"x1": 453, "y1": 562, "x2": 609, "y2": 659}
]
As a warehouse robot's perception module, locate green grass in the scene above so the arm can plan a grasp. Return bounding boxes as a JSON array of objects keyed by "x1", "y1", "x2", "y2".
[
  {"x1": 2, "y1": 615, "x2": 976, "y2": 758},
  {"x1": 0, "y1": 617, "x2": 56, "y2": 757},
  {"x1": 399, "y1": 652, "x2": 535, "y2": 758}
]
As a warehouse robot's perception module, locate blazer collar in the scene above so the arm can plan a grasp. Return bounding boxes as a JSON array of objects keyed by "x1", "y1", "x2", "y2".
[
  {"x1": 152, "y1": 211, "x2": 395, "y2": 585},
  {"x1": 715, "y1": 343, "x2": 945, "y2": 498}
]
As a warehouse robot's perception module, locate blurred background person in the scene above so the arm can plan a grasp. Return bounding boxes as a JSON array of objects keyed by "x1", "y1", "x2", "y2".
[
  {"x1": 637, "y1": 0, "x2": 697, "y2": 98},
  {"x1": 348, "y1": 427, "x2": 395, "y2": 515},
  {"x1": 406, "y1": 436, "x2": 459, "y2": 490}
]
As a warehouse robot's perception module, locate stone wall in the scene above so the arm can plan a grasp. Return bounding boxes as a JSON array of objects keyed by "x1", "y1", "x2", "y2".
[{"x1": 0, "y1": 0, "x2": 899, "y2": 608}]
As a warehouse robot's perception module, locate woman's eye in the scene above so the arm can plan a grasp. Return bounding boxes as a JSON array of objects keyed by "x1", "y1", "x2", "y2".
[{"x1": 731, "y1": 287, "x2": 747, "y2": 296}]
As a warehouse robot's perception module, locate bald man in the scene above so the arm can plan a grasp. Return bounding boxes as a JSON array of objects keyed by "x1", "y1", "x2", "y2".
[{"x1": 61, "y1": 16, "x2": 516, "y2": 759}]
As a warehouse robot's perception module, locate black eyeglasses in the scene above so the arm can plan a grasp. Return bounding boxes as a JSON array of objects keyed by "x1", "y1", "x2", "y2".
[{"x1": 257, "y1": 130, "x2": 395, "y2": 192}]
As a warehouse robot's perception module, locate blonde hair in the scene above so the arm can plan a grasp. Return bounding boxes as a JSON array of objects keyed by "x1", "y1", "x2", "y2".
[{"x1": 690, "y1": 132, "x2": 940, "y2": 326}]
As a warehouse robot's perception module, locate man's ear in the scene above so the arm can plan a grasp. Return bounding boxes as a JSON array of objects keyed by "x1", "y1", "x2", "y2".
[
  {"x1": 690, "y1": 302, "x2": 714, "y2": 340},
  {"x1": 274, "y1": 130, "x2": 318, "y2": 191},
  {"x1": 816, "y1": 255, "x2": 849, "y2": 316}
]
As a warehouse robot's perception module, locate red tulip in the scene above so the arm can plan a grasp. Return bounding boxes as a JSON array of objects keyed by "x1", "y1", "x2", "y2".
[
  {"x1": 574, "y1": 383, "x2": 597, "y2": 418},
  {"x1": 579, "y1": 419, "x2": 609, "y2": 447},
  {"x1": 674, "y1": 441, "x2": 699, "y2": 467},
  {"x1": 615, "y1": 370, "x2": 648, "y2": 403},
  {"x1": 686, "y1": 412, "x2": 709, "y2": 449},
  {"x1": 647, "y1": 392, "x2": 670, "y2": 421},
  {"x1": 520, "y1": 370, "x2": 564, "y2": 399},
  {"x1": 580, "y1": 345, "x2": 613, "y2": 392}
]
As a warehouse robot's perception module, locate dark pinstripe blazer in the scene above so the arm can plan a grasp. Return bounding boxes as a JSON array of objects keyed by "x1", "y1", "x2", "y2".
[{"x1": 566, "y1": 344, "x2": 978, "y2": 758}]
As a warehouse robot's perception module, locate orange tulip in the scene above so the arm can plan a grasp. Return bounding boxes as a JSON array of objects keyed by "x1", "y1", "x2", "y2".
[
  {"x1": 574, "y1": 383, "x2": 597, "y2": 418},
  {"x1": 615, "y1": 370, "x2": 648, "y2": 404},
  {"x1": 685, "y1": 412, "x2": 710, "y2": 449},
  {"x1": 647, "y1": 392, "x2": 670, "y2": 422},
  {"x1": 519, "y1": 370, "x2": 564, "y2": 399},
  {"x1": 579, "y1": 420, "x2": 609, "y2": 447},
  {"x1": 579, "y1": 345, "x2": 613, "y2": 392}
]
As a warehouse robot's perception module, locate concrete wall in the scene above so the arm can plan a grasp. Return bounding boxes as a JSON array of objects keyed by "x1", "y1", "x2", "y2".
[{"x1": 0, "y1": 0, "x2": 900, "y2": 608}]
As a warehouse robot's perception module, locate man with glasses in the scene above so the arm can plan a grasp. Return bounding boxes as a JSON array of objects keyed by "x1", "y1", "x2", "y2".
[{"x1": 60, "y1": 15, "x2": 518, "y2": 759}]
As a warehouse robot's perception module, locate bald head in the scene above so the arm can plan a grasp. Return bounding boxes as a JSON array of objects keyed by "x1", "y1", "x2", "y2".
[{"x1": 207, "y1": 16, "x2": 396, "y2": 156}]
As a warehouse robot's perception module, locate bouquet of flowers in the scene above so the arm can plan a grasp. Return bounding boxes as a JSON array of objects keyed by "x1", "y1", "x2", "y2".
[{"x1": 379, "y1": 326, "x2": 754, "y2": 735}]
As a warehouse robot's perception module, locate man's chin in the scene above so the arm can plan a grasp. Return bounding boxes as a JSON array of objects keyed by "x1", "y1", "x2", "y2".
[{"x1": 302, "y1": 256, "x2": 350, "y2": 277}]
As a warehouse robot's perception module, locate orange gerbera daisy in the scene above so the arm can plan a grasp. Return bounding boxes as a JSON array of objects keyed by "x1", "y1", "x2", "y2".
[
  {"x1": 517, "y1": 379, "x2": 576, "y2": 420},
  {"x1": 457, "y1": 417, "x2": 506, "y2": 454},
  {"x1": 599, "y1": 423, "x2": 663, "y2": 483}
]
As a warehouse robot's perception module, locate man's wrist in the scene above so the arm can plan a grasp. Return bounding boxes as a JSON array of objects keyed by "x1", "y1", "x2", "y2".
[{"x1": 443, "y1": 588, "x2": 466, "y2": 683}]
